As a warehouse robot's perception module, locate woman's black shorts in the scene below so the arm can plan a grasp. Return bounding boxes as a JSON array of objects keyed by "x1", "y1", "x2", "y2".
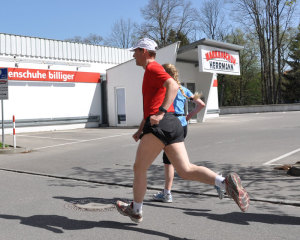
[{"x1": 141, "y1": 113, "x2": 184, "y2": 146}]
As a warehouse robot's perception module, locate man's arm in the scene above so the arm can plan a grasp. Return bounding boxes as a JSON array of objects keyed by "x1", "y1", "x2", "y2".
[
  {"x1": 150, "y1": 78, "x2": 179, "y2": 125},
  {"x1": 133, "y1": 119, "x2": 146, "y2": 142}
]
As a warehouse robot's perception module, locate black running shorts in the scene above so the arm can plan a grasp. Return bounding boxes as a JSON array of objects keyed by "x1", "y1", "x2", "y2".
[
  {"x1": 163, "y1": 125, "x2": 187, "y2": 164},
  {"x1": 141, "y1": 113, "x2": 184, "y2": 146}
]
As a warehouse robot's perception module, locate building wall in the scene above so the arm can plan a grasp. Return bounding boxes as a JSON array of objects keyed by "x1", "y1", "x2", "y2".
[
  {"x1": 0, "y1": 33, "x2": 132, "y2": 133},
  {"x1": 176, "y1": 62, "x2": 215, "y2": 122},
  {"x1": 106, "y1": 58, "x2": 144, "y2": 127},
  {"x1": 106, "y1": 42, "x2": 180, "y2": 127}
]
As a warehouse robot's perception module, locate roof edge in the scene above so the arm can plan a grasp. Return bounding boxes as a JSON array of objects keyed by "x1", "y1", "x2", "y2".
[{"x1": 178, "y1": 38, "x2": 244, "y2": 54}]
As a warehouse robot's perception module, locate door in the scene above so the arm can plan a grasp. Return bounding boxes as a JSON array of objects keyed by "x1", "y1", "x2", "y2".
[{"x1": 115, "y1": 87, "x2": 126, "y2": 126}]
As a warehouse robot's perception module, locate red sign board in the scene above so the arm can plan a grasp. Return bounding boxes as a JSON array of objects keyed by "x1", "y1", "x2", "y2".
[{"x1": 6, "y1": 68, "x2": 100, "y2": 83}]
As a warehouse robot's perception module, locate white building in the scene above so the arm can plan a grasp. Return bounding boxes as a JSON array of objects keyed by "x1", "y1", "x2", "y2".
[
  {"x1": 107, "y1": 39, "x2": 243, "y2": 127},
  {"x1": 0, "y1": 33, "x2": 132, "y2": 133},
  {"x1": 0, "y1": 33, "x2": 242, "y2": 133}
]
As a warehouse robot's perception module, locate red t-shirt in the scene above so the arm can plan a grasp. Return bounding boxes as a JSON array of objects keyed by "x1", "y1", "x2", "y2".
[{"x1": 142, "y1": 61, "x2": 175, "y2": 119}]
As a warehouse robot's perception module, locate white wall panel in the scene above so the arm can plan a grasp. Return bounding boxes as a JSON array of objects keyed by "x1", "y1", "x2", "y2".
[
  {"x1": 100, "y1": 46, "x2": 104, "y2": 62},
  {"x1": 105, "y1": 47, "x2": 109, "y2": 63},
  {"x1": 83, "y1": 44, "x2": 87, "y2": 61},
  {"x1": 70, "y1": 42, "x2": 75, "y2": 59},
  {"x1": 40, "y1": 39, "x2": 45, "y2": 57},
  {"x1": 74, "y1": 43, "x2": 79, "y2": 60},
  {"x1": 36, "y1": 38, "x2": 41, "y2": 57},
  {"x1": 78, "y1": 44, "x2": 81, "y2": 60},
  {"x1": 44, "y1": 39, "x2": 48, "y2": 57},
  {"x1": 54, "y1": 41, "x2": 59, "y2": 59},
  {"x1": 110, "y1": 48, "x2": 114, "y2": 63},
  {"x1": 0, "y1": 34, "x2": 133, "y2": 64},
  {"x1": 66, "y1": 42, "x2": 71, "y2": 59},
  {"x1": 87, "y1": 45, "x2": 92, "y2": 61},
  {"x1": 25, "y1": 37, "x2": 30, "y2": 56},
  {"x1": 49, "y1": 40, "x2": 54, "y2": 58},
  {"x1": 21, "y1": 37, "x2": 26, "y2": 56},
  {"x1": 11, "y1": 35, "x2": 17, "y2": 55},
  {"x1": 0, "y1": 34, "x2": 5, "y2": 54},
  {"x1": 58, "y1": 41, "x2": 63, "y2": 59},
  {"x1": 5, "y1": 35, "x2": 11, "y2": 55},
  {"x1": 16, "y1": 36, "x2": 22, "y2": 55},
  {"x1": 31, "y1": 37, "x2": 36, "y2": 56},
  {"x1": 62, "y1": 42, "x2": 66, "y2": 59}
]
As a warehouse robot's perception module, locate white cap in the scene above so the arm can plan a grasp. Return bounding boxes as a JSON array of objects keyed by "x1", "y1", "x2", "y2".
[{"x1": 129, "y1": 38, "x2": 158, "y2": 52}]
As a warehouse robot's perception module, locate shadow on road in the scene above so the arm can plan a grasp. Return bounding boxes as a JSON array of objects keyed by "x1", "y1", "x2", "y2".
[
  {"x1": 48, "y1": 161, "x2": 297, "y2": 202},
  {"x1": 184, "y1": 211, "x2": 300, "y2": 226},
  {"x1": 0, "y1": 214, "x2": 191, "y2": 239}
]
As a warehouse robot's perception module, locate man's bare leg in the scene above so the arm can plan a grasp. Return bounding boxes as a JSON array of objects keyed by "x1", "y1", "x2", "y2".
[
  {"x1": 133, "y1": 133, "x2": 165, "y2": 203},
  {"x1": 165, "y1": 141, "x2": 250, "y2": 212},
  {"x1": 164, "y1": 142, "x2": 217, "y2": 185}
]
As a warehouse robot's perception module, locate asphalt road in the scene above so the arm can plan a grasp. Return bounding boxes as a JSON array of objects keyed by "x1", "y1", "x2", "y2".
[{"x1": 0, "y1": 111, "x2": 299, "y2": 240}]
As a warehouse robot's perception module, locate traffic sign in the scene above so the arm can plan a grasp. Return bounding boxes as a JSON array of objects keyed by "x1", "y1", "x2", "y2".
[{"x1": 0, "y1": 68, "x2": 8, "y2": 100}]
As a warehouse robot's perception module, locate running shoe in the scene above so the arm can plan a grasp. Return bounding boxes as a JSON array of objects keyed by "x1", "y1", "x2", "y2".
[
  {"x1": 225, "y1": 173, "x2": 250, "y2": 212},
  {"x1": 215, "y1": 185, "x2": 225, "y2": 200},
  {"x1": 152, "y1": 191, "x2": 173, "y2": 203},
  {"x1": 115, "y1": 200, "x2": 143, "y2": 223}
]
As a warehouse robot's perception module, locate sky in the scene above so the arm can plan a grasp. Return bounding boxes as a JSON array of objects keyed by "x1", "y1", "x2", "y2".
[
  {"x1": 1, "y1": 0, "x2": 299, "y2": 42},
  {"x1": 0, "y1": 0, "x2": 204, "y2": 41},
  {"x1": 1, "y1": 0, "x2": 144, "y2": 40}
]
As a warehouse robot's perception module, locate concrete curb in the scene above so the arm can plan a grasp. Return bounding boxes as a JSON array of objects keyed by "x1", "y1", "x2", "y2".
[
  {"x1": 0, "y1": 147, "x2": 30, "y2": 154},
  {"x1": 220, "y1": 103, "x2": 300, "y2": 115}
]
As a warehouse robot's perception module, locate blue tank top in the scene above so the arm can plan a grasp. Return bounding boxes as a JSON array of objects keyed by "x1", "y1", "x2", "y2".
[{"x1": 173, "y1": 86, "x2": 193, "y2": 126}]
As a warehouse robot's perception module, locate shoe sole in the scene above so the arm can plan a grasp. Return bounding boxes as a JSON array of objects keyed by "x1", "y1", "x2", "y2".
[
  {"x1": 225, "y1": 173, "x2": 250, "y2": 212},
  {"x1": 115, "y1": 202, "x2": 143, "y2": 223},
  {"x1": 153, "y1": 197, "x2": 173, "y2": 203}
]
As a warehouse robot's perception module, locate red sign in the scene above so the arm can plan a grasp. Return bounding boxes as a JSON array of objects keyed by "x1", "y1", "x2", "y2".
[
  {"x1": 6, "y1": 68, "x2": 100, "y2": 83},
  {"x1": 205, "y1": 51, "x2": 236, "y2": 65}
]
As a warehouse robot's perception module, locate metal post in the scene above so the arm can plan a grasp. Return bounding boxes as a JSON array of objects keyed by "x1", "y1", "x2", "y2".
[
  {"x1": 13, "y1": 115, "x2": 16, "y2": 149},
  {"x1": 1, "y1": 100, "x2": 4, "y2": 149}
]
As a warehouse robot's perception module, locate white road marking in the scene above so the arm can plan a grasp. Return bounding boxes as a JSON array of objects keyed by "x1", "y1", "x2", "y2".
[
  {"x1": 17, "y1": 135, "x2": 80, "y2": 141},
  {"x1": 263, "y1": 148, "x2": 300, "y2": 165},
  {"x1": 32, "y1": 133, "x2": 132, "y2": 150}
]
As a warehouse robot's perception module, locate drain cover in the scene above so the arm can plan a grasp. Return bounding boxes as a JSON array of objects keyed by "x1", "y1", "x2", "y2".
[
  {"x1": 75, "y1": 202, "x2": 115, "y2": 211},
  {"x1": 64, "y1": 199, "x2": 116, "y2": 212}
]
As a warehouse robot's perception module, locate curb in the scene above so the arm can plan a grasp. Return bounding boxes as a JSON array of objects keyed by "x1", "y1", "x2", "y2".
[{"x1": 0, "y1": 147, "x2": 30, "y2": 154}]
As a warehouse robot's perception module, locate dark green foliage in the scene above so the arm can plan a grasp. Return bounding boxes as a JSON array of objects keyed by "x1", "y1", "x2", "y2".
[{"x1": 282, "y1": 24, "x2": 300, "y2": 103}]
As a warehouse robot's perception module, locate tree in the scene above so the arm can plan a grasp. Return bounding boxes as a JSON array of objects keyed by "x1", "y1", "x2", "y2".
[
  {"x1": 104, "y1": 18, "x2": 137, "y2": 48},
  {"x1": 83, "y1": 34, "x2": 104, "y2": 45},
  {"x1": 218, "y1": 29, "x2": 262, "y2": 106},
  {"x1": 196, "y1": 0, "x2": 229, "y2": 40},
  {"x1": 167, "y1": 29, "x2": 190, "y2": 46},
  {"x1": 138, "y1": 0, "x2": 197, "y2": 47},
  {"x1": 232, "y1": 0, "x2": 297, "y2": 104},
  {"x1": 65, "y1": 34, "x2": 103, "y2": 45},
  {"x1": 282, "y1": 24, "x2": 300, "y2": 103}
]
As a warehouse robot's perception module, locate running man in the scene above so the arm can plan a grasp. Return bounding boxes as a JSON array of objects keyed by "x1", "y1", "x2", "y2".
[{"x1": 116, "y1": 38, "x2": 249, "y2": 223}]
